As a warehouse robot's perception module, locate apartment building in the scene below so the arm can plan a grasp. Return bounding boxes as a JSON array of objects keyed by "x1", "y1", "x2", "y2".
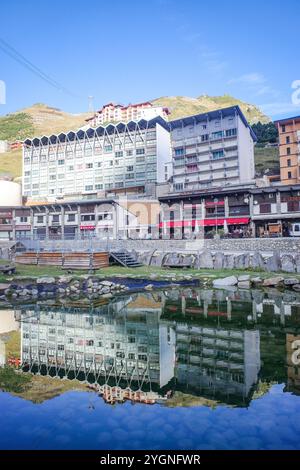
[
  {"x1": 86, "y1": 101, "x2": 170, "y2": 127},
  {"x1": 170, "y1": 106, "x2": 256, "y2": 192},
  {"x1": 23, "y1": 117, "x2": 171, "y2": 201},
  {"x1": 275, "y1": 115, "x2": 300, "y2": 184}
]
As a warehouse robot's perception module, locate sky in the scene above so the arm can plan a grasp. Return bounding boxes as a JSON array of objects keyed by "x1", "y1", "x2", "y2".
[{"x1": 0, "y1": 0, "x2": 300, "y2": 120}]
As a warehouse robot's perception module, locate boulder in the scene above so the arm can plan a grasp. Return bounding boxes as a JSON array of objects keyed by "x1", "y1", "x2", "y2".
[
  {"x1": 238, "y1": 281, "x2": 251, "y2": 289},
  {"x1": 238, "y1": 275, "x2": 250, "y2": 282},
  {"x1": 281, "y1": 255, "x2": 295, "y2": 273},
  {"x1": 213, "y1": 276, "x2": 238, "y2": 287},
  {"x1": 234, "y1": 253, "x2": 250, "y2": 269},
  {"x1": 36, "y1": 277, "x2": 56, "y2": 284},
  {"x1": 251, "y1": 277, "x2": 262, "y2": 285},
  {"x1": 223, "y1": 254, "x2": 235, "y2": 269},
  {"x1": 263, "y1": 277, "x2": 284, "y2": 287},
  {"x1": 145, "y1": 284, "x2": 154, "y2": 291},
  {"x1": 213, "y1": 252, "x2": 224, "y2": 269},
  {"x1": 251, "y1": 252, "x2": 265, "y2": 270},
  {"x1": 100, "y1": 280, "x2": 113, "y2": 287},
  {"x1": 293, "y1": 284, "x2": 300, "y2": 292},
  {"x1": 196, "y1": 251, "x2": 214, "y2": 269},
  {"x1": 265, "y1": 251, "x2": 281, "y2": 273},
  {"x1": 0, "y1": 283, "x2": 10, "y2": 294},
  {"x1": 284, "y1": 278, "x2": 299, "y2": 286}
]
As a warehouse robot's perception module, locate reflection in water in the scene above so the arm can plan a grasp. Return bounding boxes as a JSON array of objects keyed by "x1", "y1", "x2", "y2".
[{"x1": 7, "y1": 287, "x2": 300, "y2": 407}]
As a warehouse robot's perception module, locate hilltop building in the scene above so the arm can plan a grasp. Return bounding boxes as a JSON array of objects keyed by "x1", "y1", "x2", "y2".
[{"x1": 86, "y1": 101, "x2": 170, "y2": 127}]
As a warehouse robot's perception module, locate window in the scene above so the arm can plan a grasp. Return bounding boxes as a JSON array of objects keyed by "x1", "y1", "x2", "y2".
[
  {"x1": 286, "y1": 136, "x2": 290, "y2": 144},
  {"x1": 211, "y1": 131, "x2": 223, "y2": 140},
  {"x1": 201, "y1": 134, "x2": 209, "y2": 142},
  {"x1": 126, "y1": 150, "x2": 133, "y2": 156},
  {"x1": 86, "y1": 163, "x2": 93, "y2": 169},
  {"x1": 174, "y1": 183, "x2": 184, "y2": 192},
  {"x1": 287, "y1": 147, "x2": 291, "y2": 155},
  {"x1": 67, "y1": 214, "x2": 75, "y2": 222},
  {"x1": 125, "y1": 173, "x2": 134, "y2": 179},
  {"x1": 85, "y1": 185, "x2": 93, "y2": 191},
  {"x1": 127, "y1": 165, "x2": 134, "y2": 172},
  {"x1": 37, "y1": 216, "x2": 44, "y2": 223},
  {"x1": 52, "y1": 215, "x2": 59, "y2": 223},
  {"x1": 136, "y1": 148, "x2": 145, "y2": 155},
  {"x1": 95, "y1": 184, "x2": 103, "y2": 190},
  {"x1": 20, "y1": 216, "x2": 28, "y2": 223},
  {"x1": 115, "y1": 151, "x2": 123, "y2": 158},
  {"x1": 81, "y1": 214, "x2": 95, "y2": 221},
  {"x1": 58, "y1": 159, "x2": 65, "y2": 165},
  {"x1": 287, "y1": 159, "x2": 291, "y2": 167},
  {"x1": 175, "y1": 148, "x2": 184, "y2": 156},
  {"x1": 97, "y1": 162, "x2": 102, "y2": 168},
  {"x1": 282, "y1": 125, "x2": 286, "y2": 133},
  {"x1": 260, "y1": 203, "x2": 271, "y2": 214},
  {"x1": 288, "y1": 171, "x2": 292, "y2": 179},
  {"x1": 212, "y1": 150, "x2": 224, "y2": 160},
  {"x1": 215, "y1": 120, "x2": 221, "y2": 127},
  {"x1": 104, "y1": 145, "x2": 112, "y2": 153},
  {"x1": 226, "y1": 128, "x2": 237, "y2": 137},
  {"x1": 202, "y1": 124, "x2": 207, "y2": 130}
]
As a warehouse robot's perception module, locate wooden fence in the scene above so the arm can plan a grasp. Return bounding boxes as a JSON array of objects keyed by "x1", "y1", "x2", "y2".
[{"x1": 15, "y1": 251, "x2": 109, "y2": 270}]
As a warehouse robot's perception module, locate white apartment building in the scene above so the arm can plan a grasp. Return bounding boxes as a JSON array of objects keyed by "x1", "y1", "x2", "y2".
[
  {"x1": 23, "y1": 117, "x2": 171, "y2": 201},
  {"x1": 86, "y1": 101, "x2": 170, "y2": 127},
  {"x1": 170, "y1": 106, "x2": 256, "y2": 192}
]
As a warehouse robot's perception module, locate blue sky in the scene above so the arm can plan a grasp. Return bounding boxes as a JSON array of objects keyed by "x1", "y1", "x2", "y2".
[{"x1": 0, "y1": 0, "x2": 299, "y2": 120}]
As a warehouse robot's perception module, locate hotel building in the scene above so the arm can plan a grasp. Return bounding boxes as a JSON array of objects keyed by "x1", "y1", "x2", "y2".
[
  {"x1": 86, "y1": 101, "x2": 170, "y2": 127},
  {"x1": 23, "y1": 117, "x2": 171, "y2": 201},
  {"x1": 275, "y1": 115, "x2": 300, "y2": 185},
  {"x1": 170, "y1": 106, "x2": 256, "y2": 192}
]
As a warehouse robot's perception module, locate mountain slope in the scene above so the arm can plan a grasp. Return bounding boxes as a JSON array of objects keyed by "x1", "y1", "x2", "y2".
[{"x1": 152, "y1": 94, "x2": 269, "y2": 124}]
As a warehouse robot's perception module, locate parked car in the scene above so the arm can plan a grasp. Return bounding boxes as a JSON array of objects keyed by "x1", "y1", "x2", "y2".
[{"x1": 289, "y1": 223, "x2": 300, "y2": 237}]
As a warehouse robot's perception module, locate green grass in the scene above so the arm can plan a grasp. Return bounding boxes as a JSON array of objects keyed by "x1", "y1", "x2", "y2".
[
  {"x1": 1, "y1": 262, "x2": 299, "y2": 283},
  {"x1": 0, "y1": 148, "x2": 22, "y2": 179},
  {"x1": 0, "y1": 112, "x2": 34, "y2": 141}
]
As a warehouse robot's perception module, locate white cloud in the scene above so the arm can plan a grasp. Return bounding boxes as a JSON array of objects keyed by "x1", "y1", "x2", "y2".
[
  {"x1": 227, "y1": 72, "x2": 279, "y2": 98},
  {"x1": 260, "y1": 101, "x2": 300, "y2": 117}
]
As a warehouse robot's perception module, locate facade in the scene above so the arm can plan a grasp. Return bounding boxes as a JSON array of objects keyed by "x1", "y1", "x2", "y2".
[
  {"x1": 275, "y1": 115, "x2": 300, "y2": 185},
  {"x1": 86, "y1": 102, "x2": 170, "y2": 127},
  {"x1": 170, "y1": 106, "x2": 256, "y2": 192},
  {"x1": 23, "y1": 117, "x2": 171, "y2": 202}
]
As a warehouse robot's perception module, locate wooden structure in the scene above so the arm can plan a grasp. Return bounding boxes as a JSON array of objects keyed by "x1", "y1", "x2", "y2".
[{"x1": 15, "y1": 251, "x2": 109, "y2": 270}]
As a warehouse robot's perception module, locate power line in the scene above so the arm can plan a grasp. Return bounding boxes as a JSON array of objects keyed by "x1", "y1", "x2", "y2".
[{"x1": 0, "y1": 37, "x2": 81, "y2": 98}]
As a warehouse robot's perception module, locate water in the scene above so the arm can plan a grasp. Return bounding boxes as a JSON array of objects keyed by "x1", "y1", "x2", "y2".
[{"x1": 0, "y1": 286, "x2": 300, "y2": 450}]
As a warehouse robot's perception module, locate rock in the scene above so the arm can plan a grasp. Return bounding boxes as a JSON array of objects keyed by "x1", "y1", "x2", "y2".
[
  {"x1": 213, "y1": 276, "x2": 238, "y2": 287},
  {"x1": 263, "y1": 277, "x2": 284, "y2": 287},
  {"x1": 214, "y1": 252, "x2": 224, "y2": 269},
  {"x1": 281, "y1": 255, "x2": 295, "y2": 273},
  {"x1": 145, "y1": 284, "x2": 154, "y2": 291},
  {"x1": 58, "y1": 275, "x2": 73, "y2": 284},
  {"x1": 238, "y1": 281, "x2": 251, "y2": 289},
  {"x1": 31, "y1": 289, "x2": 39, "y2": 296},
  {"x1": 0, "y1": 283, "x2": 10, "y2": 293},
  {"x1": 196, "y1": 251, "x2": 214, "y2": 269},
  {"x1": 100, "y1": 280, "x2": 113, "y2": 287},
  {"x1": 102, "y1": 293, "x2": 113, "y2": 299},
  {"x1": 265, "y1": 251, "x2": 281, "y2": 273},
  {"x1": 150, "y1": 253, "x2": 165, "y2": 267},
  {"x1": 70, "y1": 285, "x2": 78, "y2": 292},
  {"x1": 292, "y1": 284, "x2": 300, "y2": 292},
  {"x1": 284, "y1": 278, "x2": 299, "y2": 286},
  {"x1": 36, "y1": 277, "x2": 56, "y2": 284},
  {"x1": 234, "y1": 253, "x2": 250, "y2": 269},
  {"x1": 251, "y1": 252, "x2": 265, "y2": 270},
  {"x1": 223, "y1": 254, "x2": 235, "y2": 269},
  {"x1": 251, "y1": 277, "x2": 262, "y2": 285},
  {"x1": 295, "y1": 254, "x2": 300, "y2": 274},
  {"x1": 238, "y1": 275, "x2": 250, "y2": 282}
]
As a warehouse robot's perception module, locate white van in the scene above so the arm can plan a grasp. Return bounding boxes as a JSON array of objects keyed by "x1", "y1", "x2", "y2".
[{"x1": 289, "y1": 223, "x2": 300, "y2": 237}]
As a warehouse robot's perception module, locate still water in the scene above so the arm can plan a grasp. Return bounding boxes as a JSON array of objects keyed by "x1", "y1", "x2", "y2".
[{"x1": 0, "y1": 287, "x2": 300, "y2": 450}]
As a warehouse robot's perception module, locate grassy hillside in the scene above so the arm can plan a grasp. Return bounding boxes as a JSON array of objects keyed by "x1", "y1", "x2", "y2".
[
  {"x1": 0, "y1": 149, "x2": 22, "y2": 179},
  {"x1": 254, "y1": 146, "x2": 280, "y2": 175},
  {"x1": 152, "y1": 94, "x2": 269, "y2": 124},
  {"x1": 0, "y1": 113, "x2": 34, "y2": 141}
]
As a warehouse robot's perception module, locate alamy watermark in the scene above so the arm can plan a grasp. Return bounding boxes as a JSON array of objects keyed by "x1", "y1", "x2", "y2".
[
  {"x1": 0, "y1": 79, "x2": 6, "y2": 104},
  {"x1": 291, "y1": 80, "x2": 300, "y2": 105}
]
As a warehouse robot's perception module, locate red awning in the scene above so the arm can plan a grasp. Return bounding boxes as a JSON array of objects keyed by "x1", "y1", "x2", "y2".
[
  {"x1": 159, "y1": 218, "x2": 250, "y2": 228},
  {"x1": 80, "y1": 225, "x2": 96, "y2": 230}
]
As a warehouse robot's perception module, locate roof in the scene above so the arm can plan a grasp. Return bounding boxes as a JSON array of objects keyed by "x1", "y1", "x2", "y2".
[
  {"x1": 158, "y1": 184, "x2": 255, "y2": 202},
  {"x1": 274, "y1": 115, "x2": 300, "y2": 125},
  {"x1": 169, "y1": 105, "x2": 257, "y2": 141},
  {"x1": 23, "y1": 116, "x2": 170, "y2": 147}
]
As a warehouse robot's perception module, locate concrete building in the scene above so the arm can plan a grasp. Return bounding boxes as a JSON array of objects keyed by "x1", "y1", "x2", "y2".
[
  {"x1": 275, "y1": 115, "x2": 300, "y2": 185},
  {"x1": 170, "y1": 106, "x2": 256, "y2": 192},
  {"x1": 23, "y1": 117, "x2": 171, "y2": 202},
  {"x1": 86, "y1": 101, "x2": 170, "y2": 127}
]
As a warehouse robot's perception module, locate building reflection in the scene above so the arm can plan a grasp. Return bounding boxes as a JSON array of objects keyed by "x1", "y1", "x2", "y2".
[{"x1": 6, "y1": 287, "x2": 300, "y2": 406}]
